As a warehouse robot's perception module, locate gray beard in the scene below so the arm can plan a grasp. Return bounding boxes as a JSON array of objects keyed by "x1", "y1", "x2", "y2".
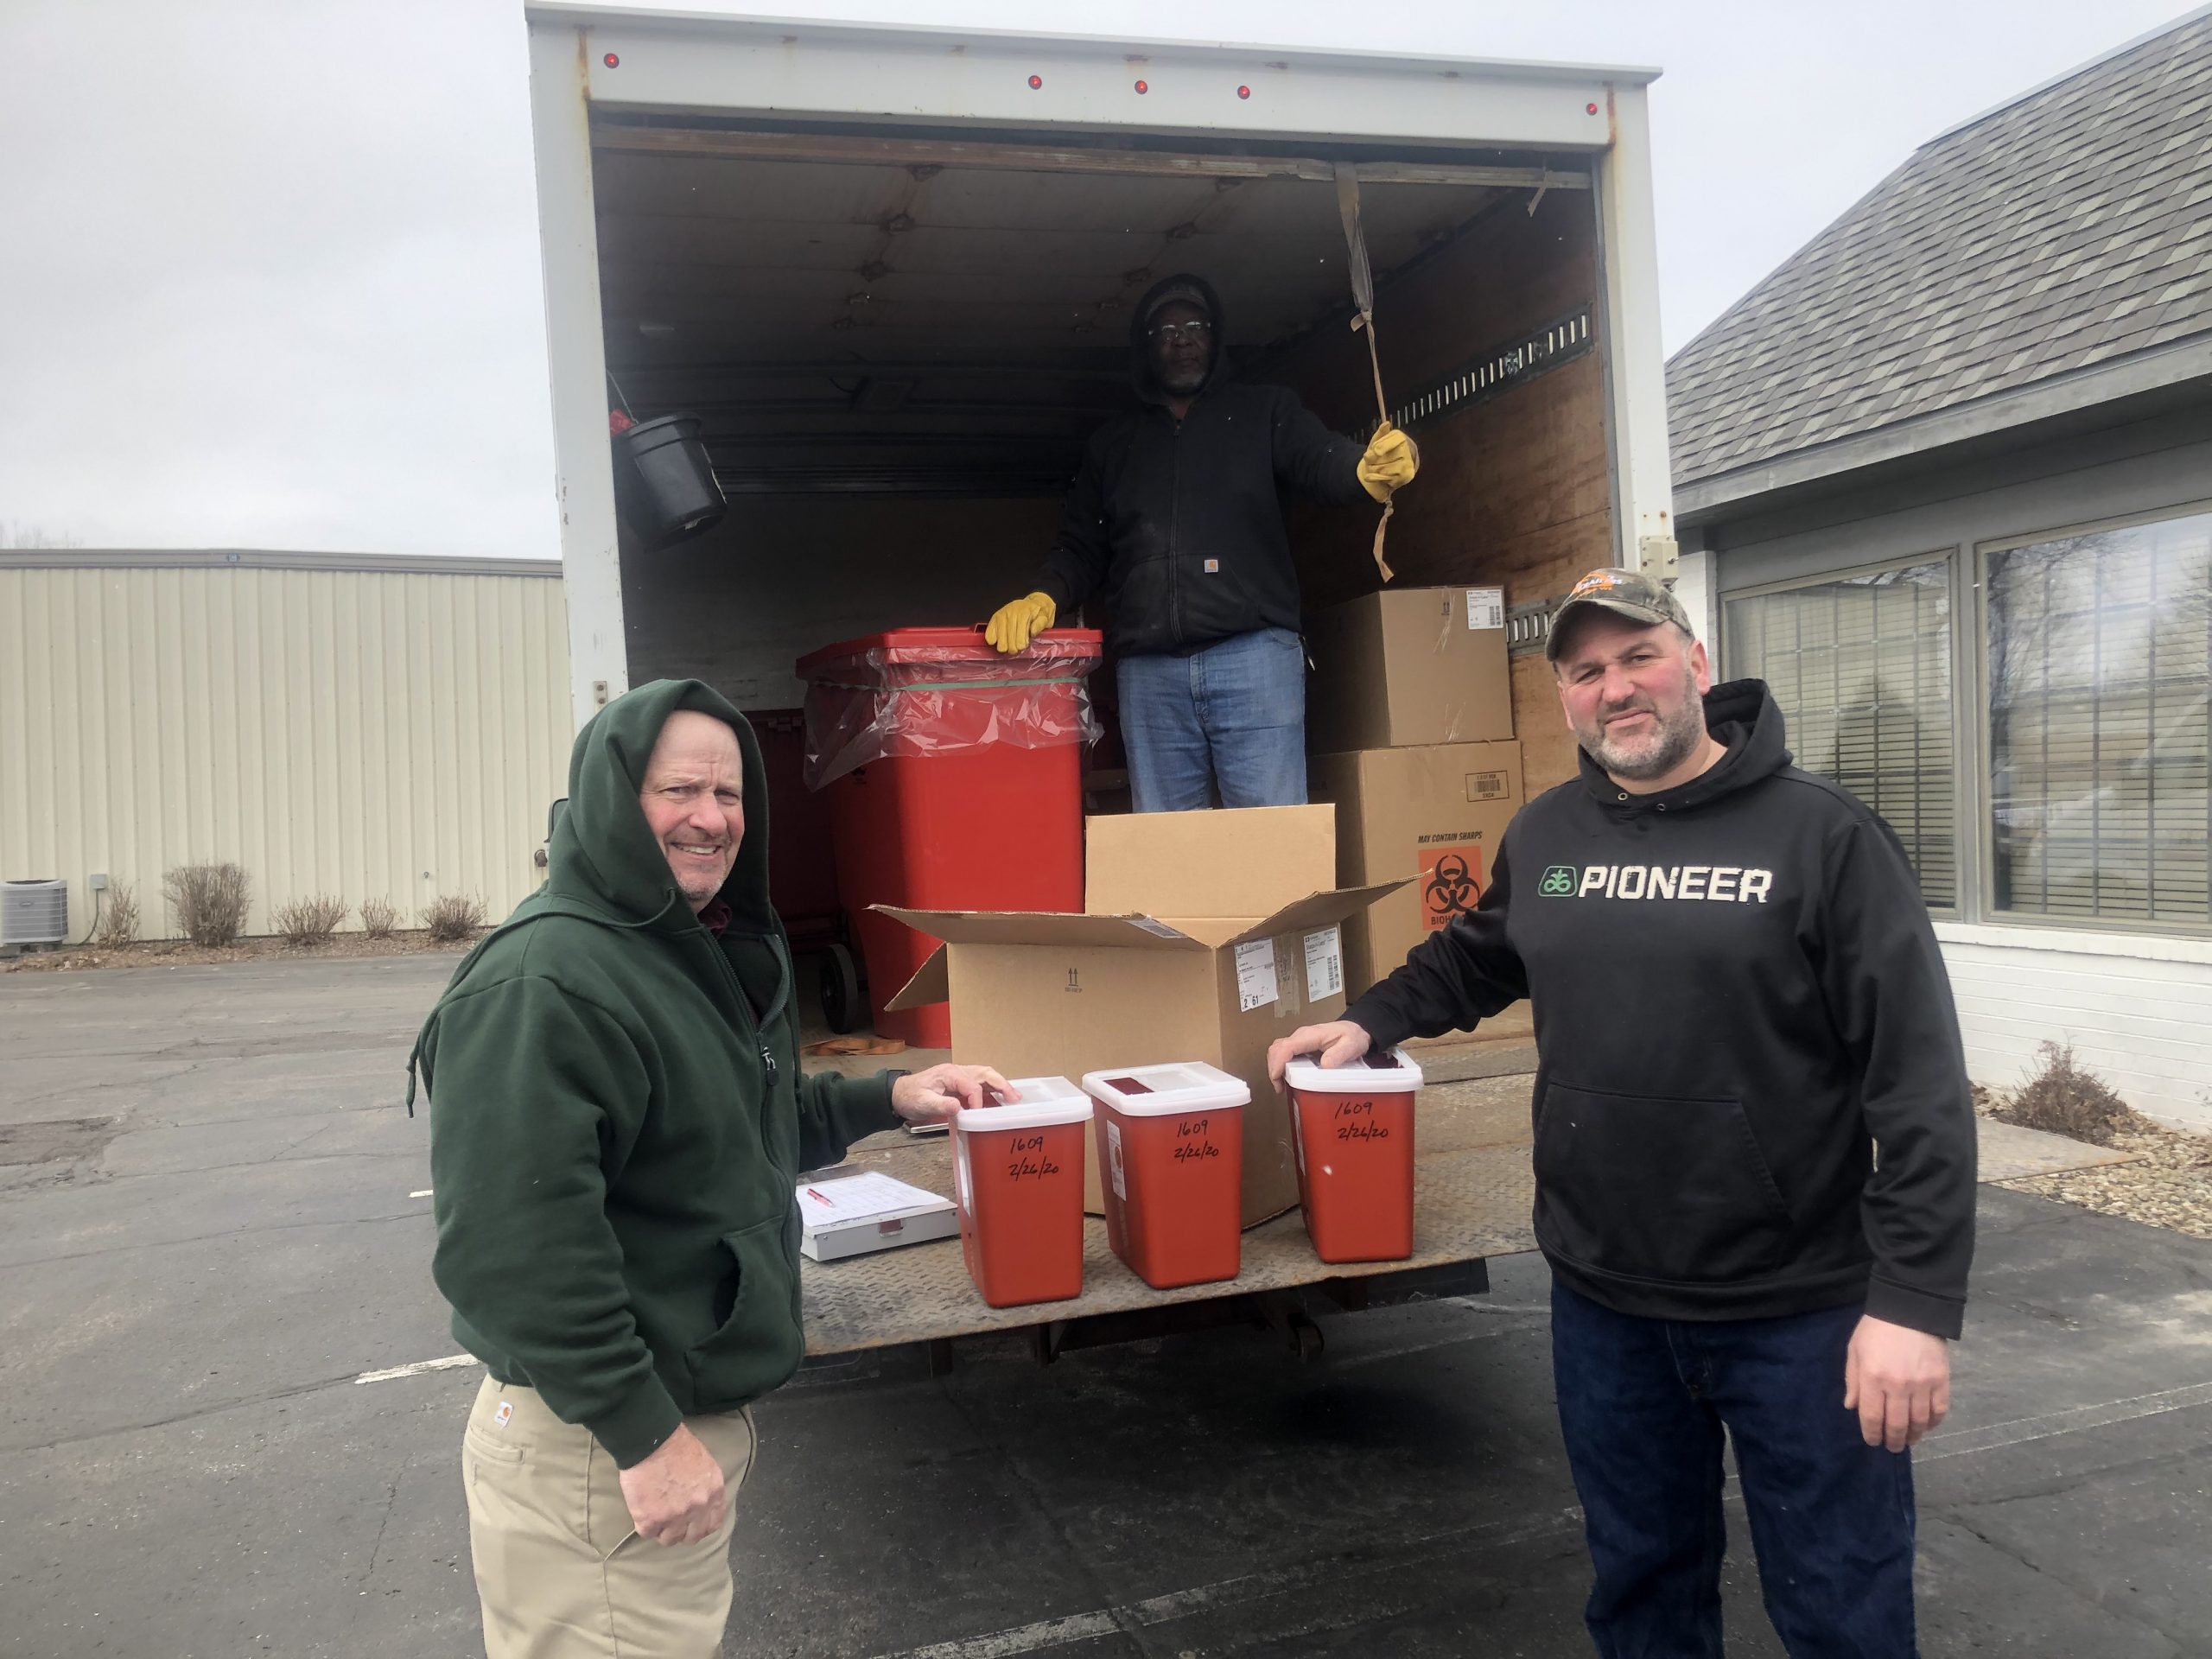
[
  {"x1": 1580, "y1": 683, "x2": 1707, "y2": 781},
  {"x1": 1592, "y1": 712, "x2": 1707, "y2": 783}
]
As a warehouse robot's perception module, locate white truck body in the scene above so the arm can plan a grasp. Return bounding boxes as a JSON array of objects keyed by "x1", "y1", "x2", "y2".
[{"x1": 521, "y1": 5, "x2": 1671, "y2": 737}]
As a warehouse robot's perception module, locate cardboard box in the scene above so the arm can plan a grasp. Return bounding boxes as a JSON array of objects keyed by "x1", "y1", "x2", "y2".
[
  {"x1": 1303, "y1": 585, "x2": 1514, "y2": 753},
  {"x1": 1306, "y1": 743, "x2": 1524, "y2": 997},
  {"x1": 880, "y1": 806, "x2": 1402, "y2": 1227}
]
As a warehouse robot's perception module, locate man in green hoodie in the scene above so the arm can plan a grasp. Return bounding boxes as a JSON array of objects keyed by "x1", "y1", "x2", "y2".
[{"x1": 410, "y1": 678, "x2": 1010, "y2": 1658}]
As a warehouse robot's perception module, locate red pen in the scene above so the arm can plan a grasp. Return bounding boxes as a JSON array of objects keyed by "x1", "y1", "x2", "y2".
[{"x1": 805, "y1": 1187, "x2": 831, "y2": 1205}]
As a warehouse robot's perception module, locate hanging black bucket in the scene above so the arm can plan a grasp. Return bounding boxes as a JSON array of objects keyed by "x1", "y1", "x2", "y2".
[{"x1": 613, "y1": 414, "x2": 727, "y2": 550}]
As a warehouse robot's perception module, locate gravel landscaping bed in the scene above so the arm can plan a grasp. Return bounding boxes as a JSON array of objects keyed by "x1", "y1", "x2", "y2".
[
  {"x1": 1978, "y1": 1084, "x2": 2212, "y2": 1241},
  {"x1": 2, "y1": 931, "x2": 471, "y2": 973}
]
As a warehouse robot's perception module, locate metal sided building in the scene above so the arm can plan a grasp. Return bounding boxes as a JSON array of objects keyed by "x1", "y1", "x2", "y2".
[{"x1": 0, "y1": 550, "x2": 571, "y2": 944}]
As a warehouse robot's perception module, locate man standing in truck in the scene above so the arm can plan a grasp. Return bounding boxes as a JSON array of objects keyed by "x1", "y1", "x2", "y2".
[
  {"x1": 1269, "y1": 568, "x2": 1976, "y2": 1656},
  {"x1": 984, "y1": 272, "x2": 1419, "y2": 811}
]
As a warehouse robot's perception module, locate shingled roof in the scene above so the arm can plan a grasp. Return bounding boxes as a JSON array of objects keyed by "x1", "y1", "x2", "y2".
[{"x1": 1667, "y1": 9, "x2": 2212, "y2": 492}]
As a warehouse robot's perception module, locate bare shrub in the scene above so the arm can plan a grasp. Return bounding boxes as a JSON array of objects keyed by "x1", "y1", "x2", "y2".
[
  {"x1": 421, "y1": 893, "x2": 487, "y2": 944},
  {"x1": 273, "y1": 894, "x2": 348, "y2": 947},
  {"x1": 163, "y1": 863, "x2": 251, "y2": 947},
  {"x1": 359, "y1": 896, "x2": 400, "y2": 939},
  {"x1": 1993, "y1": 1041, "x2": 2150, "y2": 1147},
  {"x1": 94, "y1": 881, "x2": 140, "y2": 948}
]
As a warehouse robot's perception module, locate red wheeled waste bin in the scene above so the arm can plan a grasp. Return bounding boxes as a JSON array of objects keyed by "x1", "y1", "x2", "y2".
[{"x1": 796, "y1": 626, "x2": 1103, "y2": 1047}]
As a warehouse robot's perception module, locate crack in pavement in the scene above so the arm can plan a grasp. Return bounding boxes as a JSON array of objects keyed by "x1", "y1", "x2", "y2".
[
  {"x1": 5, "y1": 1350, "x2": 480, "y2": 1458},
  {"x1": 5, "y1": 1366, "x2": 403, "y2": 1456},
  {"x1": 929, "y1": 1376, "x2": 1171, "y2": 1659},
  {"x1": 0, "y1": 1205, "x2": 431, "y2": 1271},
  {"x1": 362, "y1": 1474, "x2": 401, "y2": 1585},
  {"x1": 1930, "y1": 1507, "x2": 2192, "y2": 1654}
]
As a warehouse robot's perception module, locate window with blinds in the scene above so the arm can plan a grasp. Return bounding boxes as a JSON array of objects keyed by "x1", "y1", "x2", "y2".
[
  {"x1": 1724, "y1": 562, "x2": 1955, "y2": 906},
  {"x1": 1987, "y1": 510, "x2": 2212, "y2": 927}
]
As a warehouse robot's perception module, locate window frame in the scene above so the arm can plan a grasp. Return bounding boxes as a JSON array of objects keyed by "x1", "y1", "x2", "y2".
[
  {"x1": 1719, "y1": 548, "x2": 1969, "y2": 920},
  {"x1": 1972, "y1": 498, "x2": 2212, "y2": 939}
]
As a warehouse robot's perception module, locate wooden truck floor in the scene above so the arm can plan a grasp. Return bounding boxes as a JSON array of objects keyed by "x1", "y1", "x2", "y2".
[
  {"x1": 798, "y1": 1071, "x2": 2140, "y2": 1369},
  {"x1": 801, "y1": 1077, "x2": 1541, "y2": 1367}
]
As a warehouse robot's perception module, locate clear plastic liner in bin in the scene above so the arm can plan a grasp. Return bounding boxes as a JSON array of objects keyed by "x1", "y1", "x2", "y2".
[{"x1": 797, "y1": 629, "x2": 1103, "y2": 791}]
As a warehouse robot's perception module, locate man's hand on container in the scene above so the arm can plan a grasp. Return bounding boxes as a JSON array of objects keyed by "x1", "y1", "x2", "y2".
[
  {"x1": 984, "y1": 591, "x2": 1057, "y2": 654},
  {"x1": 620, "y1": 1424, "x2": 726, "y2": 1546},
  {"x1": 1357, "y1": 423, "x2": 1420, "y2": 503},
  {"x1": 893, "y1": 1064, "x2": 1017, "y2": 1125},
  {"x1": 1844, "y1": 1315, "x2": 1951, "y2": 1452},
  {"x1": 1267, "y1": 1020, "x2": 1374, "y2": 1092}
]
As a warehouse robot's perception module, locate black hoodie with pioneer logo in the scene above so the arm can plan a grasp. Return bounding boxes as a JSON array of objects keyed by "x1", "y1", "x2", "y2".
[
  {"x1": 1344, "y1": 679, "x2": 1977, "y2": 1338},
  {"x1": 1033, "y1": 272, "x2": 1376, "y2": 658}
]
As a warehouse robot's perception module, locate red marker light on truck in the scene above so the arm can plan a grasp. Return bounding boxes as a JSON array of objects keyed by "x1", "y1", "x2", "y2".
[
  {"x1": 1237, "y1": 85, "x2": 1251, "y2": 99},
  {"x1": 603, "y1": 52, "x2": 620, "y2": 68},
  {"x1": 1028, "y1": 74, "x2": 1042, "y2": 89},
  {"x1": 1135, "y1": 79, "x2": 1148, "y2": 93},
  {"x1": 1586, "y1": 101, "x2": 1599, "y2": 114}
]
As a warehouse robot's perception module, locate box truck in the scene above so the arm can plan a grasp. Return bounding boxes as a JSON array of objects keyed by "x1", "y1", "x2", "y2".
[{"x1": 521, "y1": 3, "x2": 1673, "y2": 1362}]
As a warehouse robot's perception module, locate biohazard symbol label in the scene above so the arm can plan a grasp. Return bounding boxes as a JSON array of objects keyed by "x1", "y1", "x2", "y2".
[{"x1": 1420, "y1": 843, "x2": 1484, "y2": 931}]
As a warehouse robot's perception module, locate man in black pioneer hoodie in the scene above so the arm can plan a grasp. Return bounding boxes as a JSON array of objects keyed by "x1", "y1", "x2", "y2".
[{"x1": 1271, "y1": 567, "x2": 1975, "y2": 1658}]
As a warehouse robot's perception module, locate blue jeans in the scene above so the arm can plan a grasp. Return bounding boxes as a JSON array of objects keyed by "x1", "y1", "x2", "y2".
[
  {"x1": 1550, "y1": 1284, "x2": 1917, "y2": 1659},
  {"x1": 1116, "y1": 627, "x2": 1306, "y2": 812}
]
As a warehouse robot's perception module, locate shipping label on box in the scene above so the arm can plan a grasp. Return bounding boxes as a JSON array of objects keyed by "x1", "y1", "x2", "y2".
[
  {"x1": 1303, "y1": 587, "x2": 1515, "y2": 752},
  {"x1": 1303, "y1": 925, "x2": 1344, "y2": 1000},
  {"x1": 1234, "y1": 939, "x2": 1277, "y2": 1012}
]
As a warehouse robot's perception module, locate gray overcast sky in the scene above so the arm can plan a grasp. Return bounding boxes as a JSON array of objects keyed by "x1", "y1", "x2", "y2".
[{"x1": 1, "y1": 0, "x2": 2195, "y2": 557}]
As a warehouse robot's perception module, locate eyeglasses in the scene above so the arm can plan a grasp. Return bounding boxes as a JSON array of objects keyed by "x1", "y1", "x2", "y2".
[{"x1": 1147, "y1": 321, "x2": 1214, "y2": 343}]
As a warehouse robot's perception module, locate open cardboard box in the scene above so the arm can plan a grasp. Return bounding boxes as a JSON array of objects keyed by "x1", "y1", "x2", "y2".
[{"x1": 881, "y1": 805, "x2": 1403, "y2": 1227}]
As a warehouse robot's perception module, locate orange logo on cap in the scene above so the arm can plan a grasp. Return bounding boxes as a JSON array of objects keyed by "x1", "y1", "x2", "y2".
[{"x1": 1570, "y1": 570, "x2": 1624, "y2": 598}]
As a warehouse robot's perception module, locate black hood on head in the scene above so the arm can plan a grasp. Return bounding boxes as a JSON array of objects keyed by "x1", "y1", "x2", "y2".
[{"x1": 1129, "y1": 271, "x2": 1230, "y2": 404}]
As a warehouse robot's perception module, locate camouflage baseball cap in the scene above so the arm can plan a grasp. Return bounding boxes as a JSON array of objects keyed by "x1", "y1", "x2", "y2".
[{"x1": 1545, "y1": 567, "x2": 1695, "y2": 660}]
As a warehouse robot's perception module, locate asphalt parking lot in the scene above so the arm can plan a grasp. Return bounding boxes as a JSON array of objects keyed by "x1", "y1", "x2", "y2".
[{"x1": 3, "y1": 955, "x2": 2210, "y2": 1658}]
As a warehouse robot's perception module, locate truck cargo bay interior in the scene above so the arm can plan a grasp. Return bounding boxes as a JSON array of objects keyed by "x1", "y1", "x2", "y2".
[{"x1": 591, "y1": 118, "x2": 1615, "y2": 796}]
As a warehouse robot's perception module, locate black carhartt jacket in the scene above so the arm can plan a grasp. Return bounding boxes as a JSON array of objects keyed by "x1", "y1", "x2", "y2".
[{"x1": 1035, "y1": 274, "x2": 1374, "y2": 658}]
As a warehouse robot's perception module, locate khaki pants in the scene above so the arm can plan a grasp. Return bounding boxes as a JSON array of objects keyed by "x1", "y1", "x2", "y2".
[{"x1": 461, "y1": 1376, "x2": 757, "y2": 1659}]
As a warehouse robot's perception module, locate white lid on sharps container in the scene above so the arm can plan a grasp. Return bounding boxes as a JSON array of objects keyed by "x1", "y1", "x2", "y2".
[
  {"x1": 1080, "y1": 1061, "x2": 1250, "y2": 1117},
  {"x1": 1282, "y1": 1046, "x2": 1424, "y2": 1094},
  {"x1": 954, "y1": 1075, "x2": 1092, "y2": 1134}
]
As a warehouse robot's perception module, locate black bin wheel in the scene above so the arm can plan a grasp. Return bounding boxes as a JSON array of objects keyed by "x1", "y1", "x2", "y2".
[{"x1": 819, "y1": 942, "x2": 863, "y2": 1034}]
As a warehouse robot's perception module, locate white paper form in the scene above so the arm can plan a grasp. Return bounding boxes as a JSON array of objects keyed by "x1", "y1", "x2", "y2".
[
  {"x1": 796, "y1": 1172, "x2": 949, "y2": 1226},
  {"x1": 1234, "y1": 938, "x2": 1279, "y2": 1011},
  {"x1": 1466, "y1": 587, "x2": 1506, "y2": 630}
]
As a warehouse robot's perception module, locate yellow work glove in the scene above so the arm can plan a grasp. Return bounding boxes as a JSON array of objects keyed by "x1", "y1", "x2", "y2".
[
  {"x1": 984, "y1": 591, "x2": 1057, "y2": 654},
  {"x1": 1357, "y1": 423, "x2": 1420, "y2": 503}
]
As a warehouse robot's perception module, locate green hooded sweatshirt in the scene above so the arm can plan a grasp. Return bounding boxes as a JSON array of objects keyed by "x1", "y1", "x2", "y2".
[{"x1": 408, "y1": 678, "x2": 899, "y2": 1467}]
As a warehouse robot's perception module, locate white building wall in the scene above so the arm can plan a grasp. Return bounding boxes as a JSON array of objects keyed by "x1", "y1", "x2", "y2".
[{"x1": 1936, "y1": 923, "x2": 2212, "y2": 1132}]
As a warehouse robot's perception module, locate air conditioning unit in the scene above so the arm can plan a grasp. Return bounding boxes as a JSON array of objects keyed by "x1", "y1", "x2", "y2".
[{"x1": 2, "y1": 879, "x2": 69, "y2": 949}]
